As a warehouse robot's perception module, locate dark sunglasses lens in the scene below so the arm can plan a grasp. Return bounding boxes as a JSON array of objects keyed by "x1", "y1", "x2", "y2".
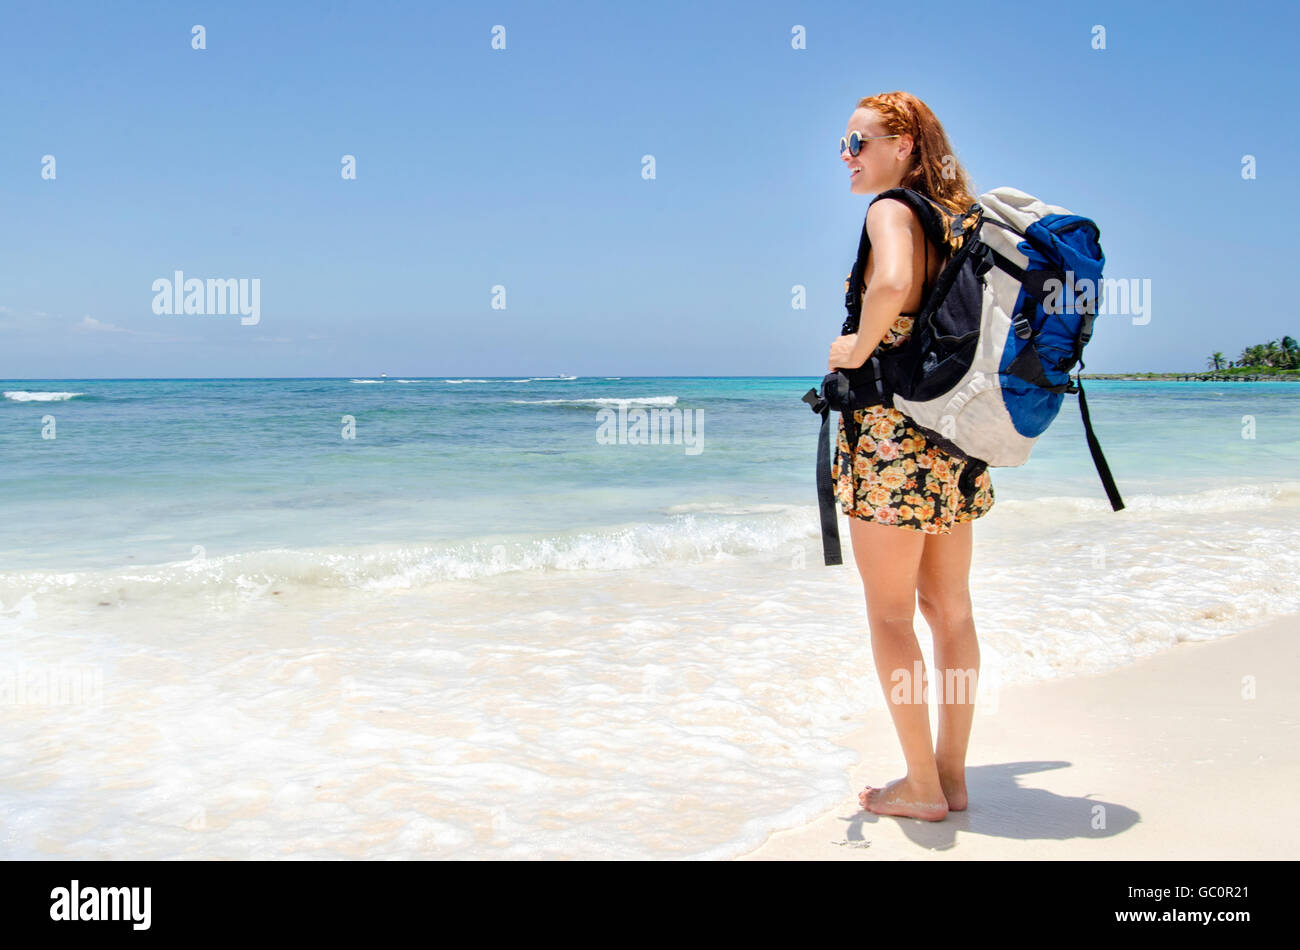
[{"x1": 849, "y1": 132, "x2": 862, "y2": 156}]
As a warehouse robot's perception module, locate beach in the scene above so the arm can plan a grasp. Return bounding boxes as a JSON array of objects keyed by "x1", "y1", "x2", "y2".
[
  {"x1": 2, "y1": 377, "x2": 1298, "y2": 859},
  {"x1": 740, "y1": 611, "x2": 1300, "y2": 860}
]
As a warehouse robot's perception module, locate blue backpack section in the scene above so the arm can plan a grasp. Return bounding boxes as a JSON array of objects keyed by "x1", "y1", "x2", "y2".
[{"x1": 998, "y1": 213, "x2": 1105, "y2": 438}]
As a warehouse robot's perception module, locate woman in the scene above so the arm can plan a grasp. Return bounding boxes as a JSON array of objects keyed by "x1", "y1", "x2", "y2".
[{"x1": 827, "y1": 91, "x2": 994, "y2": 821}]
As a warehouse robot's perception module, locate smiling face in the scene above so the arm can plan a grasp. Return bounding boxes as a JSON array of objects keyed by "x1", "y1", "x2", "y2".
[{"x1": 842, "y1": 107, "x2": 913, "y2": 195}]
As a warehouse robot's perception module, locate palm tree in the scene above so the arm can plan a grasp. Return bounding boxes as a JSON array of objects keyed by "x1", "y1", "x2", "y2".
[
  {"x1": 1282, "y1": 335, "x2": 1298, "y2": 369},
  {"x1": 1207, "y1": 352, "x2": 1224, "y2": 371},
  {"x1": 1264, "y1": 339, "x2": 1282, "y2": 368}
]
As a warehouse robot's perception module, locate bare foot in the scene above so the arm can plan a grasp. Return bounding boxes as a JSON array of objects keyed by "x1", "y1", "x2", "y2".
[
  {"x1": 938, "y1": 769, "x2": 968, "y2": 811},
  {"x1": 858, "y1": 777, "x2": 949, "y2": 821}
]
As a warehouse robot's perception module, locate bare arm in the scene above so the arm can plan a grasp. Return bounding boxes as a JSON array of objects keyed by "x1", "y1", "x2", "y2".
[{"x1": 828, "y1": 198, "x2": 915, "y2": 371}]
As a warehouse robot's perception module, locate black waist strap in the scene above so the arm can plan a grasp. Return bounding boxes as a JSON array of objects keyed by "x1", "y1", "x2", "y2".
[{"x1": 801, "y1": 388, "x2": 843, "y2": 566}]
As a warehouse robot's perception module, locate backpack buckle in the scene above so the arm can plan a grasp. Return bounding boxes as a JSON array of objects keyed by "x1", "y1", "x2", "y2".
[
  {"x1": 801, "y1": 387, "x2": 828, "y2": 415},
  {"x1": 948, "y1": 204, "x2": 983, "y2": 243},
  {"x1": 1013, "y1": 314, "x2": 1034, "y2": 340},
  {"x1": 1078, "y1": 311, "x2": 1095, "y2": 346}
]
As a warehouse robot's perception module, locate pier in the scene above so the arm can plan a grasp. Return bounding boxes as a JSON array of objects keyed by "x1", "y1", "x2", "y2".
[{"x1": 1175, "y1": 374, "x2": 1264, "y2": 381}]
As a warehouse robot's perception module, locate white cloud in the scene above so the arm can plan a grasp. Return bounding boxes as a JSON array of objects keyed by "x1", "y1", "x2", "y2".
[
  {"x1": 72, "y1": 314, "x2": 194, "y2": 344},
  {"x1": 78, "y1": 315, "x2": 128, "y2": 333}
]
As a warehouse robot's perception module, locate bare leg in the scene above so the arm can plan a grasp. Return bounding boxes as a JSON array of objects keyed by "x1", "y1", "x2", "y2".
[
  {"x1": 848, "y1": 517, "x2": 948, "y2": 821},
  {"x1": 917, "y1": 521, "x2": 978, "y2": 810}
]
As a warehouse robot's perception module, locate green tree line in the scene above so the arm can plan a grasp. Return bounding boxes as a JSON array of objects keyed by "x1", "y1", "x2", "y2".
[{"x1": 1206, "y1": 336, "x2": 1299, "y2": 370}]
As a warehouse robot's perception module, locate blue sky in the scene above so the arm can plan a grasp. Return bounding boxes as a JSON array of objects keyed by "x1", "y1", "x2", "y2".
[{"x1": 1, "y1": 0, "x2": 1296, "y2": 377}]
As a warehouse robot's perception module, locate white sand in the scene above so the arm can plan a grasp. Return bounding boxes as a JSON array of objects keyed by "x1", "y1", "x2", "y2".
[{"x1": 738, "y1": 613, "x2": 1300, "y2": 860}]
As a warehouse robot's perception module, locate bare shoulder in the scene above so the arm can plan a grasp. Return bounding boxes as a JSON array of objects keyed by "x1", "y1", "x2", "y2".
[{"x1": 865, "y1": 196, "x2": 918, "y2": 237}]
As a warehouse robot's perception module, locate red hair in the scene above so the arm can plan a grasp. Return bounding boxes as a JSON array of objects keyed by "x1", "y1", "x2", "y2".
[{"x1": 856, "y1": 91, "x2": 978, "y2": 254}]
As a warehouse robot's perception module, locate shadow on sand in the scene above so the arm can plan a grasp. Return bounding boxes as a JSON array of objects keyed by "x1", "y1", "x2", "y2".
[{"x1": 838, "y1": 760, "x2": 1139, "y2": 851}]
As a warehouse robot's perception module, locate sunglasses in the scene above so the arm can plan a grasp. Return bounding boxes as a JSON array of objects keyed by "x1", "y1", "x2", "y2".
[{"x1": 840, "y1": 131, "x2": 900, "y2": 156}]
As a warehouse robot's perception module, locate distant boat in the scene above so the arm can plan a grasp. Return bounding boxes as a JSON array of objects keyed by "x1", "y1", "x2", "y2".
[{"x1": 380, "y1": 373, "x2": 388, "y2": 378}]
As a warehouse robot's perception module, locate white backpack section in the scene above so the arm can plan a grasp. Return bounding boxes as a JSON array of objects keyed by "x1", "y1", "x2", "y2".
[{"x1": 892, "y1": 187, "x2": 1072, "y2": 467}]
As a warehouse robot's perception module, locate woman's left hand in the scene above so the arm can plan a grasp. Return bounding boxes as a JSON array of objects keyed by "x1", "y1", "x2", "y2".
[{"x1": 828, "y1": 334, "x2": 862, "y2": 372}]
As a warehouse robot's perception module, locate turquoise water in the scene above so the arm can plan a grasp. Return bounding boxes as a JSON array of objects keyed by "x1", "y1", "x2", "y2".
[
  {"x1": 4, "y1": 377, "x2": 1298, "y2": 572},
  {"x1": 3, "y1": 377, "x2": 1299, "y2": 860}
]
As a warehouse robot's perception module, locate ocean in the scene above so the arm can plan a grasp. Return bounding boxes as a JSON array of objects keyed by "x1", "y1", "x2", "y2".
[{"x1": 2, "y1": 376, "x2": 1298, "y2": 858}]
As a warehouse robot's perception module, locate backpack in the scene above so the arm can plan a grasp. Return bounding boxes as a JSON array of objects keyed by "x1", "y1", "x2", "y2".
[{"x1": 801, "y1": 185, "x2": 1124, "y2": 566}]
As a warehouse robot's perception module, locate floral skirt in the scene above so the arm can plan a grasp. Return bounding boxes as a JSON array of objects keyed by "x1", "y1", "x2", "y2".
[{"x1": 832, "y1": 405, "x2": 994, "y2": 534}]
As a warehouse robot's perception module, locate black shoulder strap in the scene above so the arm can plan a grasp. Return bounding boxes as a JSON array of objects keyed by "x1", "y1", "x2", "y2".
[
  {"x1": 842, "y1": 214, "x2": 875, "y2": 334},
  {"x1": 843, "y1": 187, "x2": 947, "y2": 334},
  {"x1": 872, "y1": 187, "x2": 949, "y2": 253}
]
